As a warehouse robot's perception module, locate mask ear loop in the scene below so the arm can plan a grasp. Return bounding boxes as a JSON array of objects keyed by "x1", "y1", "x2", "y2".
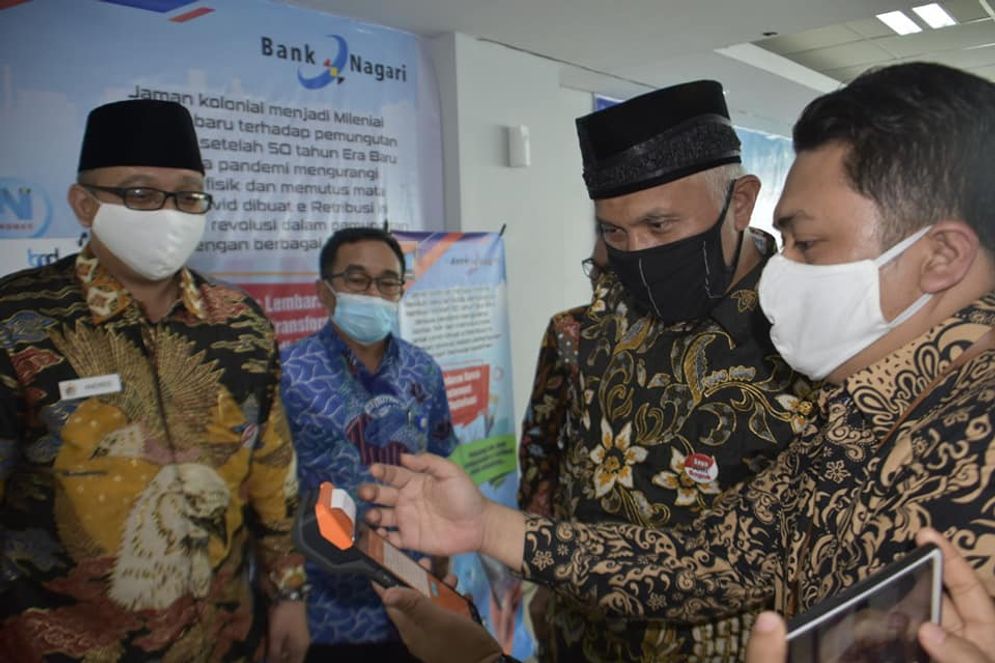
[
  {"x1": 875, "y1": 225, "x2": 934, "y2": 326},
  {"x1": 873, "y1": 225, "x2": 932, "y2": 267},
  {"x1": 703, "y1": 179, "x2": 740, "y2": 299}
]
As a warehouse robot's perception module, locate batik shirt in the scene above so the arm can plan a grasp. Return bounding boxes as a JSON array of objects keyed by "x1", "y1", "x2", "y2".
[
  {"x1": 518, "y1": 305, "x2": 586, "y2": 518},
  {"x1": 522, "y1": 293, "x2": 995, "y2": 662},
  {"x1": 281, "y1": 323, "x2": 458, "y2": 645},
  {"x1": 0, "y1": 248, "x2": 303, "y2": 662},
  {"x1": 518, "y1": 231, "x2": 814, "y2": 662}
]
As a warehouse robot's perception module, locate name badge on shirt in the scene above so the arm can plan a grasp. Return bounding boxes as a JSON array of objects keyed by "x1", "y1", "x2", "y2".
[
  {"x1": 684, "y1": 452, "x2": 719, "y2": 484},
  {"x1": 59, "y1": 374, "x2": 122, "y2": 401}
]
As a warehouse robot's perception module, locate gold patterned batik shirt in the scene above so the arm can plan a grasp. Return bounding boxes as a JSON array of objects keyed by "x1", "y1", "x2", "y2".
[
  {"x1": 519, "y1": 231, "x2": 813, "y2": 662},
  {"x1": 0, "y1": 248, "x2": 304, "y2": 662},
  {"x1": 522, "y1": 293, "x2": 995, "y2": 661}
]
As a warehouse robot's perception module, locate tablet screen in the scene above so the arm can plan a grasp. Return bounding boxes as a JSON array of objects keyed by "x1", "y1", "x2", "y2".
[{"x1": 787, "y1": 545, "x2": 941, "y2": 663}]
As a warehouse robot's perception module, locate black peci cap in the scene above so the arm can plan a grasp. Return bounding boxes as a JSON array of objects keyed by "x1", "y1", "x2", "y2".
[
  {"x1": 577, "y1": 80, "x2": 741, "y2": 199},
  {"x1": 77, "y1": 99, "x2": 204, "y2": 174}
]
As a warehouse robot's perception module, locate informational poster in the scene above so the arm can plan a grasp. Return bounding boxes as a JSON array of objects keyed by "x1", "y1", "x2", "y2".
[
  {"x1": 395, "y1": 230, "x2": 533, "y2": 660},
  {"x1": 0, "y1": 0, "x2": 442, "y2": 343}
]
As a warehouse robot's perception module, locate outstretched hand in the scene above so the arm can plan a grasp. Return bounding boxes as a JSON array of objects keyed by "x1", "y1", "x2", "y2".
[{"x1": 359, "y1": 453, "x2": 488, "y2": 556}]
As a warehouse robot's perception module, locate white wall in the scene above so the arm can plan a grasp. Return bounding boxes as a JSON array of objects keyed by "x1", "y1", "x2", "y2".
[{"x1": 429, "y1": 33, "x2": 595, "y2": 435}]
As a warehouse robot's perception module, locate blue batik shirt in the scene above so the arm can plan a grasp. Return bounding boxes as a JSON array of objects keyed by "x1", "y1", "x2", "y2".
[{"x1": 280, "y1": 323, "x2": 458, "y2": 645}]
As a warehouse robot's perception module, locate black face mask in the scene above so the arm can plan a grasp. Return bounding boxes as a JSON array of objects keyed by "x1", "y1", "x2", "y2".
[{"x1": 605, "y1": 181, "x2": 741, "y2": 324}]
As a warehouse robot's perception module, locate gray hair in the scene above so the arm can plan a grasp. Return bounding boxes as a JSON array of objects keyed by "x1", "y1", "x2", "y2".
[{"x1": 695, "y1": 163, "x2": 747, "y2": 209}]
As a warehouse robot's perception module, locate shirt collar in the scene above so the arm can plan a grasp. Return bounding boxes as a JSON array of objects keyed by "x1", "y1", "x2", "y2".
[
  {"x1": 75, "y1": 244, "x2": 206, "y2": 324},
  {"x1": 837, "y1": 291, "x2": 995, "y2": 440}
]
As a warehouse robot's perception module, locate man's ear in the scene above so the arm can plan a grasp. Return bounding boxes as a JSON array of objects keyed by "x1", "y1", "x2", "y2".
[
  {"x1": 919, "y1": 220, "x2": 979, "y2": 294},
  {"x1": 316, "y1": 279, "x2": 335, "y2": 315},
  {"x1": 730, "y1": 174, "x2": 761, "y2": 232},
  {"x1": 67, "y1": 184, "x2": 99, "y2": 229}
]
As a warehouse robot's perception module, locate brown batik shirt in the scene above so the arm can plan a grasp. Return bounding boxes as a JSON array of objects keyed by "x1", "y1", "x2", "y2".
[
  {"x1": 519, "y1": 231, "x2": 813, "y2": 661},
  {"x1": 522, "y1": 292, "x2": 995, "y2": 662}
]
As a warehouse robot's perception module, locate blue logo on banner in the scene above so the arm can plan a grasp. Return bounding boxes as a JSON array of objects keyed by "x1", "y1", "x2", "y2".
[
  {"x1": 297, "y1": 34, "x2": 349, "y2": 89},
  {"x1": 0, "y1": 178, "x2": 51, "y2": 238},
  {"x1": 27, "y1": 246, "x2": 64, "y2": 268}
]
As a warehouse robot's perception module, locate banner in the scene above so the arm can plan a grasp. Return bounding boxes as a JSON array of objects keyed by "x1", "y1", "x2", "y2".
[
  {"x1": 396, "y1": 230, "x2": 533, "y2": 660},
  {"x1": 0, "y1": 0, "x2": 442, "y2": 343}
]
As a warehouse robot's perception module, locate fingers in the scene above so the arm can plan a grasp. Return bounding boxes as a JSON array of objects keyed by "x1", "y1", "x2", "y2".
[
  {"x1": 376, "y1": 526, "x2": 404, "y2": 548},
  {"x1": 745, "y1": 611, "x2": 788, "y2": 663},
  {"x1": 917, "y1": 528, "x2": 991, "y2": 632},
  {"x1": 359, "y1": 481, "x2": 400, "y2": 507},
  {"x1": 401, "y1": 452, "x2": 459, "y2": 478},
  {"x1": 365, "y1": 506, "x2": 398, "y2": 529},
  {"x1": 370, "y1": 462, "x2": 416, "y2": 489},
  {"x1": 918, "y1": 621, "x2": 990, "y2": 663},
  {"x1": 359, "y1": 483, "x2": 401, "y2": 506},
  {"x1": 443, "y1": 573, "x2": 458, "y2": 589},
  {"x1": 357, "y1": 482, "x2": 378, "y2": 502}
]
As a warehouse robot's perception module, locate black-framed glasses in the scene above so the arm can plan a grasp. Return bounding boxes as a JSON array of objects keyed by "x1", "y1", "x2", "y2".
[
  {"x1": 328, "y1": 269, "x2": 405, "y2": 297},
  {"x1": 84, "y1": 185, "x2": 213, "y2": 214}
]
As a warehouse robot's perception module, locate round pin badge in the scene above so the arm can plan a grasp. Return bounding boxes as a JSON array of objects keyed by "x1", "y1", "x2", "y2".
[{"x1": 684, "y1": 452, "x2": 718, "y2": 483}]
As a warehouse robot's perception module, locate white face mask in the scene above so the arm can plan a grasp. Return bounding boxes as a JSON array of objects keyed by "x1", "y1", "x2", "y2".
[
  {"x1": 91, "y1": 203, "x2": 205, "y2": 281},
  {"x1": 758, "y1": 226, "x2": 932, "y2": 380}
]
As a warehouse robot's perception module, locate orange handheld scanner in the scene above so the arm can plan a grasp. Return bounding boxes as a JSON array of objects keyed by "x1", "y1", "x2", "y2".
[
  {"x1": 292, "y1": 481, "x2": 480, "y2": 621},
  {"x1": 314, "y1": 481, "x2": 356, "y2": 551}
]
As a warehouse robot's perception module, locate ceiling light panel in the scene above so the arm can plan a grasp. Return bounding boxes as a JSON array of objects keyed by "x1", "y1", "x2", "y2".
[
  {"x1": 876, "y1": 10, "x2": 924, "y2": 35},
  {"x1": 913, "y1": 3, "x2": 958, "y2": 28}
]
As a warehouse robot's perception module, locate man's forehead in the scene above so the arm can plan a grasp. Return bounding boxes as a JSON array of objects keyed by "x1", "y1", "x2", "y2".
[
  {"x1": 336, "y1": 240, "x2": 401, "y2": 272},
  {"x1": 596, "y1": 173, "x2": 713, "y2": 220},
  {"x1": 84, "y1": 165, "x2": 203, "y2": 185},
  {"x1": 772, "y1": 151, "x2": 830, "y2": 224}
]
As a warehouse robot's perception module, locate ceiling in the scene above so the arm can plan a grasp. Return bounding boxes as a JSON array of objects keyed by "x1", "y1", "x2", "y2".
[
  {"x1": 282, "y1": 0, "x2": 994, "y2": 135},
  {"x1": 757, "y1": 0, "x2": 995, "y2": 82}
]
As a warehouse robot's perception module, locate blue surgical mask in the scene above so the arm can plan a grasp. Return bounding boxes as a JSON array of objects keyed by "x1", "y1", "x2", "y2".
[{"x1": 327, "y1": 284, "x2": 399, "y2": 345}]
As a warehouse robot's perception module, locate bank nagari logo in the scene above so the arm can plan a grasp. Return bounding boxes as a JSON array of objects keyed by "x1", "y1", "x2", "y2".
[
  {"x1": 260, "y1": 34, "x2": 348, "y2": 89},
  {"x1": 0, "y1": 178, "x2": 52, "y2": 239},
  {"x1": 298, "y1": 34, "x2": 349, "y2": 89},
  {"x1": 261, "y1": 34, "x2": 408, "y2": 90}
]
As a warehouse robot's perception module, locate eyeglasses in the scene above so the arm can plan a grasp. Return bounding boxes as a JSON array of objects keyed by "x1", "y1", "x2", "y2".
[
  {"x1": 581, "y1": 257, "x2": 602, "y2": 280},
  {"x1": 84, "y1": 185, "x2": 213, "y2": 214},
  {"x1": 328, "y1": 270, "x2": 405, "y2": 297}
]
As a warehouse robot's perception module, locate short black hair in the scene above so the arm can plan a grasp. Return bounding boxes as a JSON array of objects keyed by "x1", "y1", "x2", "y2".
[
  {"x1": 319, "y1": 226, "x2": 405, "y2": 279},
  {"x1": 793, "y1": 62, "x2": 995, "y2": 251}
]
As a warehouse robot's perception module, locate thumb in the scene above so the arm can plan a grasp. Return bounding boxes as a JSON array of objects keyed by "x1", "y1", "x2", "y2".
[
  {"x1": 919, "y1": 621, "x2": 988, "y2": 663},
  {"x1": 745, "y1": 611, "x2": 788, "y2": 663},
  {"x1": 381, "y1": 586, "x2": 426, "y2": 613}
]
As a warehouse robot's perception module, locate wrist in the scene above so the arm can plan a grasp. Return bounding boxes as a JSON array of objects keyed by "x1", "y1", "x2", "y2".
[
  {"x1": 480, "y1": 501, "x2": 527, "y2": 570},
  {"x1": 274, "y1": 583, "x2": 311, "y2": 603}
]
